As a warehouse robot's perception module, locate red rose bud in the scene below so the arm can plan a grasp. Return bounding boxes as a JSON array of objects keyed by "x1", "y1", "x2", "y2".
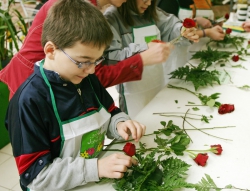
[
  {"x1": 248, "y1": 40, "x2": 250, "y2": 44},
  {"x1": 225, "y1": 13, "x2": 229, "y2": 20},
  {"x1": 232, "y1": 55, "x2": 239, "y2": 62},
  {"x1": 210, "y1": 144, "x2": 223, "y2": 155},
  {"x1": 194, "y1": 153, "x2": 208, "y2": 167},
  {"x1": 151, "y1": 39, "x2": 165, "y2": 43},
  {"x1": 183, "y1": 18, "x2": 196, "y2": 28},
  {"x1": 226, "y1": 28, "x2": 232, "y2": 34},
  {"x1": 218, "y1": 104, "x2": 235, "y2": 114},
  {"x1": 123, "y1": 142, "x2": 136, "y2": 157}
]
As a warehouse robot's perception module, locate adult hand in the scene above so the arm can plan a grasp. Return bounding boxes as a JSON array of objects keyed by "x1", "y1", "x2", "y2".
[
  {"x1": 242, "y1": 21, "x2": 250, "y2": 32},
  {"x1": 140, "y1": 42, "x2": 173, "y2": 65},
  {"x1": 205, "y1": 25, "x2": 225, "y2": 40},
  {"x1": 98, "y1": 153, "x2": 138, "y2": 178},
  {"x1": 116, "y1": 120, "x2": 146, "y2": 142}
]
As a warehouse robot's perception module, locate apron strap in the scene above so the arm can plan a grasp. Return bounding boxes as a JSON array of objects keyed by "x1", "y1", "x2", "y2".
[{"x1": 39, "y1": 60, "x2": 63, "y2": 127}]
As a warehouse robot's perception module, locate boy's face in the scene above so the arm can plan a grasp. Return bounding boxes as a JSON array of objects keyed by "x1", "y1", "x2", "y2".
[{"x1": 53, "y1": 41, "x2": 106, "y2": 84}]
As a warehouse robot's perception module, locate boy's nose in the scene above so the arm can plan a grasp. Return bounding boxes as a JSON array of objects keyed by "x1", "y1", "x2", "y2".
[{"x1": 85, "y1": 64, "x2": 95, "y2": 74}]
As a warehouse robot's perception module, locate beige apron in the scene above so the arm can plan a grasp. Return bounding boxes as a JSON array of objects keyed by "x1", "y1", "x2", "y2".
[{"x1": 120, "y1": 24, "x2": 164, "y2": 118}]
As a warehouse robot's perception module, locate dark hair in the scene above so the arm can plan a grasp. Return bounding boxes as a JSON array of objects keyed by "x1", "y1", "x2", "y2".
[
  {"x1": 41, "y1": 0, "x2": 113, "y2": 49},
  {"x1": 117, "y1": 0, "x2": 158, "y2": 27}
]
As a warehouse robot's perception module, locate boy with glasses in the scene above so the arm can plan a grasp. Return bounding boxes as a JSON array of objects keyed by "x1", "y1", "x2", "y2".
[{"x1": 5, "y1": 1, "x2": 146, "y2": 190}]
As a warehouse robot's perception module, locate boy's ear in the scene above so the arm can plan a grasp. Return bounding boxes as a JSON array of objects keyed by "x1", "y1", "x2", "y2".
[{"x1": 44, "y1": 41, "x2": 57, "y2": 60}]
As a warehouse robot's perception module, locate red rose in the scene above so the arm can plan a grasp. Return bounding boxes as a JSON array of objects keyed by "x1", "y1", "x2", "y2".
[
  {"x1": 232, "y1": 55, "x2": 239, "y2": 62},
  {"x1": 194, "y1": 153, "x2": 208, "y2": 167},
  {"x1": 226, "y1": 28, "x2": 232, "y2": 34},
  {"x1": 123, "y1": 142, "x2": 136, "y2": 156},
  {"x1": 151, "y1": 39, "x2": 165, "y2": 43},
  {"x1": 210, "y1": 144, "x2": 223, "y2": 155},
  {"x1": 225, "y1": 13, "x2": 229, "y2": 20},
  {"x1": 248, "y1": 40, "x2": 250, "y2": 44},
  {"x1": 183, "y1": 18, "x2": 196, "y2": 28},
  {"x1": 218, "y1": 104, "x2": 235, "y2": 114}
]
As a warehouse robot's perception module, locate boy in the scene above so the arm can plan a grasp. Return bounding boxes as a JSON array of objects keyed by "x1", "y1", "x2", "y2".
[{"x1": 5, "y1": 0, "x2": 146, "y2": 190}]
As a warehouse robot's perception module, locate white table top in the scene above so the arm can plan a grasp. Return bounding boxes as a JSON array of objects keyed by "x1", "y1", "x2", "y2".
[{"x1": 70, "y1": 32, "x2": 250, "y2": 191}]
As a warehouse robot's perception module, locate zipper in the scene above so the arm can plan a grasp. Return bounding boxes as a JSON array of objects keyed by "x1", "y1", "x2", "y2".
[{"x1": 76, "y1": 85, "x2": 84, "y2": 103}]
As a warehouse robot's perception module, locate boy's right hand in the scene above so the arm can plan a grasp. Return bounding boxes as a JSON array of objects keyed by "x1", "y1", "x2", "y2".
[
  {"x1": 98, "y1": 153, "x2": 138, "y2": 178},
  {"x1": 140, "y1": 41, "x2": 173, "y2": 66}
]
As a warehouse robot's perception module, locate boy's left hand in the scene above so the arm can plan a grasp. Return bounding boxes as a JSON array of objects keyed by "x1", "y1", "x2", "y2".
[
  {"x1": 182, "y1": 27, "x2": 200, "y2": 42},
  {"x1": 116, "y1": 120, "x2": 146, "y2": 142}
]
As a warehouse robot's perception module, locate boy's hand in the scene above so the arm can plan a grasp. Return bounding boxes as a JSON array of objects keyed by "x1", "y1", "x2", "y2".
[
  {"x1": 98, "y1": 153, "x2": 138, "y2": 178},
  {"x1": 116, "y1": 120, "x2": 146, "y2": 142}
]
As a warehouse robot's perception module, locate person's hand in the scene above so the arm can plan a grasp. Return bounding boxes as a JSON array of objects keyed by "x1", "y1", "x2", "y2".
[
  {"x1": 242, "y1": 21, "x2": 250, "y2": 32},
  {"x1": 195, "y1": 17, "x2": 212, "y2": 28},
  {"x1": 98, "y1": 153, "x2": 138, "y2": 178},
  {"x1": 140, "y1": 41, "x2": 173, "y2": 65},
  {"x1": 116, "y1": 120, "x2": 146, "y2": 142},
  {"x1": 205, "y1": 25, "x2": 225, "y2": 40},
  {"x1": 182, "y1": 27, "x2": 200, "y2": 42}
]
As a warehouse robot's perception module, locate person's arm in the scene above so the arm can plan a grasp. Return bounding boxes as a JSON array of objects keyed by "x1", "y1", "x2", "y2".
[
  {"x1": 95, "y1": 54, "x2": 143, "y2": 88},
  {"x1": 196, "y1": 25, "x2": 225, "y2": 40},
  {"x1": 6, "y1": 93, "x2": 99, "y2": 190}
]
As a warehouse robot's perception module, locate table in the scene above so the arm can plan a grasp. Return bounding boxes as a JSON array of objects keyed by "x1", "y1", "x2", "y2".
[{"x1": 71, "y1": 33, "x2": 250, "y2": 191}]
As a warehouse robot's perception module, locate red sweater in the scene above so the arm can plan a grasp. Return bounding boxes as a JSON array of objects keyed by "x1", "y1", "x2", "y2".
[{"x1": 0, "y1": 0, "x2": 143, "y2": 99}]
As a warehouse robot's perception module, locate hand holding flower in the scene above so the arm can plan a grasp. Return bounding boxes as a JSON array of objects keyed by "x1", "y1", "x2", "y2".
[
  {"x1": 97, "y1": 153, "x2": 137, "y2": 178},
  {"x1": 117, "y1": 120, "x2": 146, "y2": 142}
]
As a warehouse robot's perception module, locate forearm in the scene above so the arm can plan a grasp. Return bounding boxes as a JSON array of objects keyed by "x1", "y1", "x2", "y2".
[
  {"x1": 28, "y1": 157, "x2": 99, "y2": 190},
  {"x1": 95, "y1": 54, "x2": 143, "y2": 88}
]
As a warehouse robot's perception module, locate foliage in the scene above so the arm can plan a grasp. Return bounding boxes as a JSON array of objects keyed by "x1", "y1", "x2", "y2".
[
  {"x1": 0, "y1": 0, "x2": 27, "y2": 68},
  {"x1": 169, "y1": 64, "x2": 220, "y2": 91},
  {"x1": 191, "y1": 46, "x2": 231, "y2": 68},
  {"x1": 103, "y1": 120, "x2": 243, "y2": 191},
  {"x1": 207, "y1": 34, "x2": 246, "y2": 50},
  {"x1": 167, "y1": 84, "x2": 221, "y2": 107}
]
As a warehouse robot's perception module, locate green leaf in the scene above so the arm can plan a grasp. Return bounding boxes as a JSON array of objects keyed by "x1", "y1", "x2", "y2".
[{"x1": 192, "y1": 107, "x2": 199, "y2": 111}]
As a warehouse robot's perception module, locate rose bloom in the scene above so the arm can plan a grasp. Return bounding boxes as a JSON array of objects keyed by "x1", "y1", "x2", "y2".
[
  {"x1": 183, "y1": 18, "x2": 196, "y2": 28},
  {"x1": 123, "y1": 142, "x2": 136, "y2": 157},
  {"x1": 226, "y1": 28, "x2": 232, "y2": 34},
  {"x1": 218, "y1": 104, "x2": 235, "y2": 114},
  {"x1": 211, "y1": 144, "x2": 223, "y2": 155},
  {"x1": 225, "y1": 13, "x2": 229, "y2": 20},
  {"x1": 151, "y1": 39, "x2": 165, "y2": 43},
  {"x1": 194, "y1": 153, "x2": 209, "y2": 167},
  {"x1": 232, "y1": 55, "x2": 239, "y2": 62}
]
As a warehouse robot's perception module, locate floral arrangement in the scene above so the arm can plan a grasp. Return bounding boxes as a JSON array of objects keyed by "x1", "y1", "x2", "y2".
[{"x1": 102, "y1": 118, "x2": 242, "y2": 191}]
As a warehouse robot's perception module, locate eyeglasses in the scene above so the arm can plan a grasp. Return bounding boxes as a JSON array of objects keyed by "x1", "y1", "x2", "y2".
[{"x1": 60, "y1": 48, "x2": 105, "y2": 68}]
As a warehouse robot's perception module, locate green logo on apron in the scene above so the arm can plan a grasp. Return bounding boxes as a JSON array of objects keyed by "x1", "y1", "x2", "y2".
[
  {"x1": 80, "y1": 128, "x2": 106, "y2": 159},
  {"x1": 144, "y1": 35, "x2": 157, "y2": 43}
]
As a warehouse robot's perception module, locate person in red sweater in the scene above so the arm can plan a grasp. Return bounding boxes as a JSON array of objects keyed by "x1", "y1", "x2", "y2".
[{"x1": 0, "y1": 0, "x2": 172, "y2": 99}]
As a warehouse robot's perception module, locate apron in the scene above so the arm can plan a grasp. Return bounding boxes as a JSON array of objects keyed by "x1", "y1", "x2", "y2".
[
  {"x1": 119, "y1": 24, "x2": 164, "y2": 118},
  {"x1": 39, "y1": 60, "x2": 111, "y2": 160}
]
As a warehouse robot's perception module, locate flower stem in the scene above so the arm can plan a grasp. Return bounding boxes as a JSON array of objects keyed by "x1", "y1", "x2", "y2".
[{"x1": 182, "y1": 117, "x2": 233, "y2": 141}]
